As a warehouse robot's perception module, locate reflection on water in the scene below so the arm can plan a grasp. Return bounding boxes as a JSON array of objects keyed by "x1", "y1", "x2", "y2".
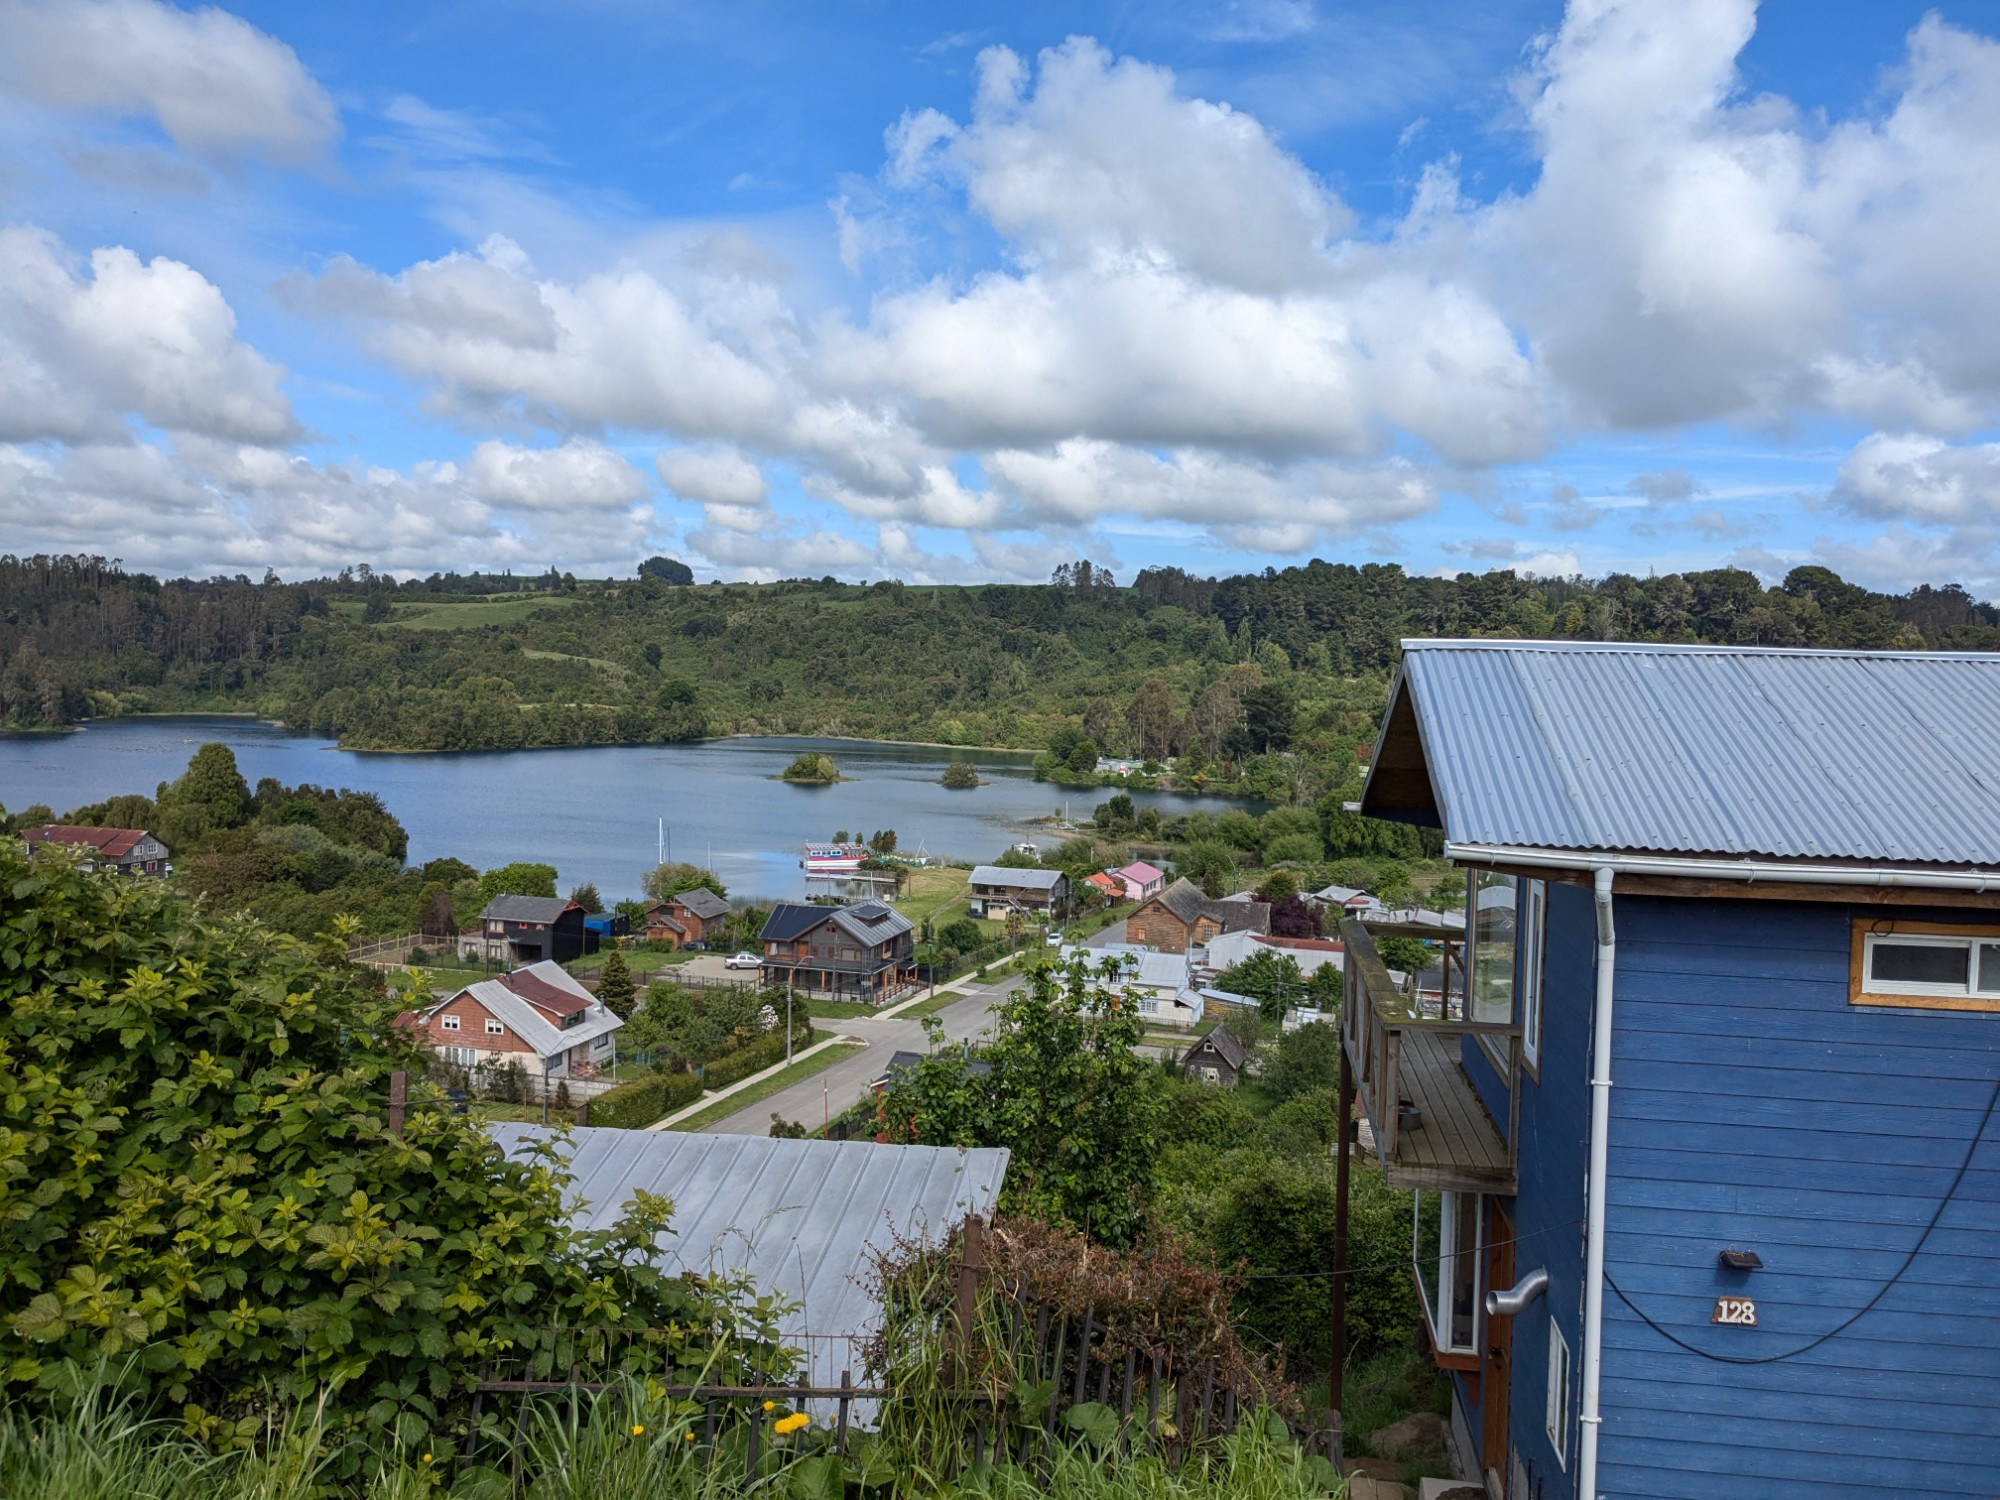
[{"x1": 0, "y1": 718, "x2": 1255, "y2": 901}]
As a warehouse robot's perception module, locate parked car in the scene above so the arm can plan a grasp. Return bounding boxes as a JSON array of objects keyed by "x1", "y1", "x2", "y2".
[{"x1": 725, "y1": 951, "x2": 761, "y2": 970}]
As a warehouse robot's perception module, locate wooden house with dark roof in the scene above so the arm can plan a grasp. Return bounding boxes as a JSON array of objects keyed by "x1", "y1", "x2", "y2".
[
  {"x1": 758, "y1": 900, "x2": 915, "y2": 1003},
  {"x1": 1180, "y1": 1023, "x2": 1249, "y2": 1086},
  {"x1": 1126, "y1": 877, "x2": 1271, "y2": 954},
  {"x1": 644, "y1": 887, "x2": 731, "y2": 948},
  {"x1": 460, "y1": 894, "x2": 590, "y2": 965}
]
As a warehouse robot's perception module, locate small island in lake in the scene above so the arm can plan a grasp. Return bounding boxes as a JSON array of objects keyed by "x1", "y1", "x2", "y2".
[
  {"x1": 939, "y1": 761, "x2": 983, "y2": 789},
  {"x1": 781, "y1": 750, "x2": 842, "y2": 784}
]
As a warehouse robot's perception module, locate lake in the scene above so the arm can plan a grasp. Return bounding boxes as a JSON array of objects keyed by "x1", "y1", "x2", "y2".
[{"x1": 0, "y1": 718, "x2": 1251, "y2": 901}]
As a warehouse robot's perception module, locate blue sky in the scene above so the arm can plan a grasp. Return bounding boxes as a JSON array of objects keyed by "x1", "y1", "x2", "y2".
[{"x1": 3, "y1": 0, "x2": 2000, "y2": 595}]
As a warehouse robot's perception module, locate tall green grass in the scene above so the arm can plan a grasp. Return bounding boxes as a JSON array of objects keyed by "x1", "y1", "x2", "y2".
[{"x1": 0, "y1": 1375, "x2": 1345, "y2": 1499}]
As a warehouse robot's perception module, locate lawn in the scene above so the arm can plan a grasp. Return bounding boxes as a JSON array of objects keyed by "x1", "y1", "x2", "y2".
[
  {"x1": 890, "y1": 864, "x2": 976, "y2": 929},
  {"x1": 805, "y1": 997, "x2": 890, "y2": 1020},
  {"x1": 377, "y1": 594, "x2": 586, "y2": 630},
  {"x1": 668, "y1": 1040, "x2": 867, "y2": 1131}
]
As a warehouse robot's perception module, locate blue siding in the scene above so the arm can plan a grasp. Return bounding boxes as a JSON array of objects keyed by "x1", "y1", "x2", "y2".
[
  {"x1": 1500, "y1": 880, "x2": 1593, "y2": 1497},
  {"x1": 1590, "y1": 897, "x2": 2000, "y2": 1500}
]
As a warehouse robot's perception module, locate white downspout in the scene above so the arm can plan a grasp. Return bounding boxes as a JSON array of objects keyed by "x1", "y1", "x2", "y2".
[{"x1": 1579, "y1": 865, "x2": 1616, "y2": 1499}]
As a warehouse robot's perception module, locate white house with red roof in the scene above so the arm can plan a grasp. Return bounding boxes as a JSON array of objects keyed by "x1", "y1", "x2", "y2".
[
  {"x1": 21, "y1": 824, "x2": 169, "y2": 876},
  {"x1": 403, "y1": 960, "x2": 622, "y2": 1087}
]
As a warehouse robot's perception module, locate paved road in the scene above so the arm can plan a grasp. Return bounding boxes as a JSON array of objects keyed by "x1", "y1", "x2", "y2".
[{"x1": 700, "y1": 972, "x2": 1025, "y2": 1135}]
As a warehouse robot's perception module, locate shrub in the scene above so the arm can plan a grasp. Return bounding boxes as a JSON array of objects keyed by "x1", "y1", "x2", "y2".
[
  {"x1": 701, "y1": 1020, "x2": 814, "y2": 1090},
  {"x1": 940, "y1": 761, "x2": 980, "y2": 789},
  {"x1": 587, "y1": 1070, "x2": 704, "y2": 1127},
  {"x1": 0, "y1": 847, "x2": 787, "y2": 1468},
  {"x1": 938, "y1": 917, "x2": 984, "y2": 951}
]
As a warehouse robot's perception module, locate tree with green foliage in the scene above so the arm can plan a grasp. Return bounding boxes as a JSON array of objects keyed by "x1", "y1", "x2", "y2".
[
  {"x1": 940, "y1": 761, "x2": 980, "y2": 788},
  {"x1": 0, "y1": 845, "x2": 787, "y2": 1465},
  {"x1": 1177, "y1": 839, "x2": 1238, "y2": 898},
  {"x1": 1214, "y1": 948, "x2": 1306, "y2": 1021},
  {"x1": 1266, "y1": 1021, "x2": 1342, "y2": 1101},
  {"x1": 781, "y1": 751, "x2": 839, "y2": 783},
  {"x1": 1377, "y1": 934, "x2": 1434, "y2": 975},
  {"x1": 882, "y1": 958, "x2": 1163, "y2": 1247},
  {"x1": 477, "y1": 860, "x2": 558, "y2": 904},
  {"x1": 936, "y1": 917, "x2": 983, "y2": 952},
  {"x1": 568, "y1": 882, "x2": 604, "y2": 913},
  {"x1": 596, "y1": 949, "x2": 637, "y2": 1019},
  {"x1": 640, "y1": 861, "x2": 726, "y2": 902},
  {"x1": 153, "y1": 742, "x2": 251, "y2": 849},
  {"x1": 1306, "y1": 960, "x2": 1343, "y2": 1012}
]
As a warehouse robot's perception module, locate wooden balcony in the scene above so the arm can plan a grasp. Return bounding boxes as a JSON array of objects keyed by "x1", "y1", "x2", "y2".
[{"x1": 1338, "y1": 919, "x2": 1517, "y2": 1195}]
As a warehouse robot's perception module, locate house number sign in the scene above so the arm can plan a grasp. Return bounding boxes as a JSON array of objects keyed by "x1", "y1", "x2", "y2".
[{"x1": 1711, "y1": 1297, "x2": 1758, "y2": 1327}]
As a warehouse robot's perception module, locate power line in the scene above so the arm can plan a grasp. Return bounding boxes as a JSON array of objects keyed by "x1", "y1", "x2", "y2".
[{"x1": 1607, "y1": 1070, "x2": 1999, "y2": 1366}]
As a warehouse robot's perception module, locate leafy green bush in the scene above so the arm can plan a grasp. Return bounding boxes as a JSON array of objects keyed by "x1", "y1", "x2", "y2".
[
  {"x1": 586, "y1": 1070, "x2": 703, "y2": 1128},
  {"x1": 0, "y1": 847, "x2": 787, "y2": 1464},
  {"x1": 701, "y1": 1020, "x2": 815, "y2": 1090},
  {"x1": 1265, "y1": 1022, "x2": 1341, "y2": 1101},
  {"x1": 881, "y1": 961, "x2": 1162, "y2": 1247}
]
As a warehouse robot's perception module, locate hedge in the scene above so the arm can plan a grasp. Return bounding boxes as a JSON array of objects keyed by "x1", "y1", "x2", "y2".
[
  {"x1": 587, "y1": 1070, "x2": 704, "y2": 1129},
  {"x1": 700, "y1": 1020, "x2": 817, "y2": 1090}
]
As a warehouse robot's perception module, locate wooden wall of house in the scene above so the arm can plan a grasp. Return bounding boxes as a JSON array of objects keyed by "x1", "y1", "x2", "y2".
[
  {"x1": 1126, "y1": 905, "x2": 1190, "y2": 952},
  {"x1": 1590, "y1": 896, "x2": 2000, "y2": 1499}
]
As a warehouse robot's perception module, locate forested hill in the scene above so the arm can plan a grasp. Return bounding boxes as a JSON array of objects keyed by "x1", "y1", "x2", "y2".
[{"x1": 3, "y1": 553, "x2": 1996, "y2": 768}]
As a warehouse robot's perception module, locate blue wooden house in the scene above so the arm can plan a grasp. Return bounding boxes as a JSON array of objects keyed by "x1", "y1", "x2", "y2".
[{"x1": 1336, "y1": 640, "x2": 2000, "y2": 1500}]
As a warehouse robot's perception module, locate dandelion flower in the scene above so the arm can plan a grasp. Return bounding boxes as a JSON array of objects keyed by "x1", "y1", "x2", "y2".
[
  {"x1": 420, "y1": 1454, "x2": 433, "y2": 1465},
  {"x1": 632, "y1": 1423, "x2": 645, "y2": 1437},
  {"x1": 684, "y1": 1433, "x2": 696, "y2": 1443},
  {"x1": 775, "y1": 1413, "x2": 810, "y2": 1436},
  {"x1": 762, "y1": 1400, "x2": 776, "y2": 1412}
]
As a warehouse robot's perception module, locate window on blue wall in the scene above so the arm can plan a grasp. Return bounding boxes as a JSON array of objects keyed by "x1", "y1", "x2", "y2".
[
  {"x1": 1853, "y1": 921, "x2": 2000, "y2": 1011},
  {"x1": 1470, "y1": 871, "x2": 1516, "y2": 1027},
  {"x1": 1545, "y1": 1321, "x2": 1571, "y2": 1468},
  {"x1": 1414, "y1": 1190, "x2": 1482, "y2": 1357},
  {"x1": 1520, "y1": 879, "x2": 1547, "y2": 1073}
]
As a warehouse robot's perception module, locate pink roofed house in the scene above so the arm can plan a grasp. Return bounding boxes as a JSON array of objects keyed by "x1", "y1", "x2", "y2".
[{"x1": 1112, "y1": 861, "x2": 1166, "y2": 902}]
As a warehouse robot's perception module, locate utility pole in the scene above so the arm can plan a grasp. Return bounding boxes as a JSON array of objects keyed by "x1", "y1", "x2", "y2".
[{"x1": 786, "y1": 970, "x2": 795, "y2": 1066}]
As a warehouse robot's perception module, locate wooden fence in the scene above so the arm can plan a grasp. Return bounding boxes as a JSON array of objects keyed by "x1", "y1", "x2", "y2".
[{"x1": 467, "y1": 1217, "x2": 1341, "y2": 1485}]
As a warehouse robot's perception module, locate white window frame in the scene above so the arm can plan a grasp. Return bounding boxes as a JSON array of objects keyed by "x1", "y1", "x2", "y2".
[
  {"x1": 441, "y1": 1014, "x2": 461, "y2": 1032},
  {"x1": 1520, "y1": 878, "x2": 1547, "y2": 1074},
  {"x1": 1860, "y1": 931, "x2": 2000, "y2": 999},
  {"x1": 1412, "y1": 1190, "x2": 1483, "y2": 1357},
  {"x1": 1546, "y1": 1320, "x2": 1571, "y2": 1468},
  {"x1": 485, "y1": 1018, "x2": 506, "y2": 1035}
]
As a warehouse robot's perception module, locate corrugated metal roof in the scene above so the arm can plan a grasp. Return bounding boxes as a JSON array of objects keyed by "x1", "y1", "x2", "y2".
[
  {"x1": 481, "y1": 895, "x2": 575, "y2": 923},
  {"x1": 487, "y1": 1126, "x2": 1008, "y2": 1388},
  {"x1": 969, "y1": 865, "x2": 1064, "y2": 890},
  {"x1": 1376, "y1": 639, "x2": 2000, "y2": 865}
]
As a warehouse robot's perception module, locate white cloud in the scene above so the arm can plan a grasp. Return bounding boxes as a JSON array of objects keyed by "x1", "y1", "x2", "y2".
[
  {"x1": 656, "y1": 444, "x2": 768, "y2": 507},
  {"x1": 465, "y1": 438, "x2": 648, "y2": 512},
  {"x1": 0, "y1": 435, "x2": 654, "y2": 579},
  {"x1": 0, "y1": 0, "x2": 339, "y2": 162},
  {"x1": 0, "y1": 226, "x2": 295, "y2": 444},
  {"x1": 942, "y1": 38, "x2": 1351, "y2": 293},
  {"x1": 1833, "y1": 433, "x2": 2000, "y2": 527},
  {"x1": 297, "y1": 239, "x2": 791, "y2": 440},
  {"x1": 175, "y1": 2, "x2": 2000, "y2": 579}
]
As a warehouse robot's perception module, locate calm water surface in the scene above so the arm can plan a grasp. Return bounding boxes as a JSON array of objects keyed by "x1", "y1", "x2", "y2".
[{"x1": 0, "y1": 718, "x2": 1249, "y2": 901}]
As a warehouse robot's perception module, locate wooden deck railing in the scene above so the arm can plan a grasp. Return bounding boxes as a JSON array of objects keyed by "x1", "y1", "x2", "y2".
[{"x1": 1339, "y1": 919, "x2": 1519, "y2": 1188}]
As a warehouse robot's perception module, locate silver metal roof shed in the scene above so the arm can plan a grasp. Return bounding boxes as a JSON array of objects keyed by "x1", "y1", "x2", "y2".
[{"x1": 487, "y1": 1126, "x2": 1009, "y2": 1393}]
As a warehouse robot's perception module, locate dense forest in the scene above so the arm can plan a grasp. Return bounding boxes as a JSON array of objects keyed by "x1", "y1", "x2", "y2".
[{"x1": 4, "y1": 553, "x2": 1996, "y2": 784}]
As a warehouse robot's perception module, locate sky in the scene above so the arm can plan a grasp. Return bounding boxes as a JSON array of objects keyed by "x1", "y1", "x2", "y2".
[{"x1": 3, "y1": 0, "x2": 2000, "y2": 595}]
